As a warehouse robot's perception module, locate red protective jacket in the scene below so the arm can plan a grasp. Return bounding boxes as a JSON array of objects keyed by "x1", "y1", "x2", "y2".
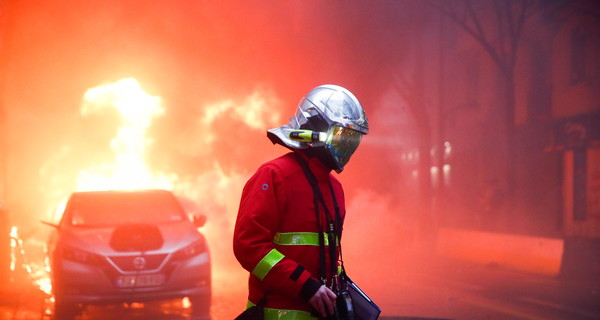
[{"x1": 233, "y1": 151, "x2": 346, "y2": 317}]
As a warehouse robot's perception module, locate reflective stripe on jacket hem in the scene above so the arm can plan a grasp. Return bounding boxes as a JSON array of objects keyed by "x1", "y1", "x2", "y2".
[
  {"x1": 252, "y1": 249, "x2": 285, "y2": 280},
  {"x1": 245, "y1": 301, "x2": 317, "y2": 320},
  {"x1": 273, "y1": 232, "x2": 338, "y2": 246},
  {"x1": 264, "y1": 308, "x2": 317, "y2": 320}
]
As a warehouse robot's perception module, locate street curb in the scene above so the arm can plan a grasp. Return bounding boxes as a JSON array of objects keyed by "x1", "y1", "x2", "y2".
[
  {"x1": 380, "y1": 317, "x2": 455, "y2": 320},
  {"x1": 436, "y1": 227, "x2": 564, "y2": 276}
]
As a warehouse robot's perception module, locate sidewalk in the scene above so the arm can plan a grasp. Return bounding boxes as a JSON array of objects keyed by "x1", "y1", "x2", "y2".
[
  {"x1": 344, "y1": 239, "x2": 600, "y2": 320},
  {"x1": 435, "y1": 227, "x2": 600, "y2": 286},
  {"x1": 0, "y1": 275, "x2": 50, "y2": 320}
]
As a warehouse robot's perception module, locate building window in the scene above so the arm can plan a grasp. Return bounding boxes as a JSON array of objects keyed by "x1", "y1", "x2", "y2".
[
  {"x1": 587, "y1": 148, "x2": 600, "y2": 220},
  {"x1": 570, "y1": 28, "x2": 587, "y2": 85},
  {"x1": 527, "y1": 42, "x2": 551, "y2": 120},
  {"x1": 466, "y1": 54, "x2": 480, "y2": 106},
  {"x1": 573, "y1": 148, "x2": 587, "y2": 221}
]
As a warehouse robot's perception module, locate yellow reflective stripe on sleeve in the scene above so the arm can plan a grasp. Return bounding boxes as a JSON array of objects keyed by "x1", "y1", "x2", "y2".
[
  {"x1": 252, "y1": 249, "x2": 285, "y2": 280},
  {"x1": 264, "y1": 307, "x2": 318, "y2": 320},
  {"x1": 273, "y1": 232, "x2": 338, "y2": 246}
]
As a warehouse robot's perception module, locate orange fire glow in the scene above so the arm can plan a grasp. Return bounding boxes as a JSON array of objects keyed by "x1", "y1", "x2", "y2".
[
  {"x1": 28, "y1": 77, "x2": 283, "y2": 317},
  {"x1": 77, "y1": 77, "x2": 174, "y2": 192}
]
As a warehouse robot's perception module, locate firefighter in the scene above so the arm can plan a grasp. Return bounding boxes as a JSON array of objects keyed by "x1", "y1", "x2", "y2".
[{"x1": 233, "y1": 84, "x2": 368, "y2": 319}]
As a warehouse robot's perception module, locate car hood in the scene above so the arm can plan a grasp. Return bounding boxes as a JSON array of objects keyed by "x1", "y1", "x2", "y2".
[{"x1": 58, "y1": 222, "x2": 202, "y2": 255}]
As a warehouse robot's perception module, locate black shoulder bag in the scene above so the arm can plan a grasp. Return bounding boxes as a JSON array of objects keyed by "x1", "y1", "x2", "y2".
[
  {"x1": 295, "y1": 155, "x2": 381, "y2": 320},
  {"x1": 234, "y1": 296, "x2": 266, "y2": 320}
]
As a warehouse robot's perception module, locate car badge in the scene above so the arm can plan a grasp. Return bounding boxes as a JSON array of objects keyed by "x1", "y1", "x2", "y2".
[{"x1": 132, "y1": 256, "x2": 147, "y2": 270}]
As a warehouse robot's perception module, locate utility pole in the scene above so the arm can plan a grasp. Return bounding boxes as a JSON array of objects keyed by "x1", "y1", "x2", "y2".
[
  {"x1": 0, "y1": 0, "x2": 12, "y2": 283},
  {"x1": 435, "y1": 8, "x2": 446, "y2": 230},
  {"x1": 0, "y1": 0, "x2": 8, "y2": 201}
]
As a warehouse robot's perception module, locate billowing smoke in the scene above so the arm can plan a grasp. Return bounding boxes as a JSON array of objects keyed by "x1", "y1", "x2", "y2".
[
  {"x1": 3, "y1": 0, "x2": 417, "y2": 229},
  {"x1": 1, "y1": 0, "x2": 424, "y2": 307}
]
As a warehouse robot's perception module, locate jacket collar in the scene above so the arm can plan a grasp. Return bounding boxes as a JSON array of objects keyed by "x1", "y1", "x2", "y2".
[{"x1": 293, "y1": 150, "x2": 332, "y2": 177}]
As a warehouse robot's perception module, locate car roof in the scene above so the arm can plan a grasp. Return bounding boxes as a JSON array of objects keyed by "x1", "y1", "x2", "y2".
[
  {"x1": 70, "y1": 189, "x2": 173, "y2": 197},
  {"x1": 67, "y1": 189, "x2": 177, "y2": 204}
]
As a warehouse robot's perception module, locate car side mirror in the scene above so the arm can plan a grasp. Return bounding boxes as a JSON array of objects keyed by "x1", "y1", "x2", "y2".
[
  {"x1": 193, "y1": 214, "x2": 207, "y2": 228},
  {"x1": 41, "y1": 220, "x2": 60, "y2": 229}
]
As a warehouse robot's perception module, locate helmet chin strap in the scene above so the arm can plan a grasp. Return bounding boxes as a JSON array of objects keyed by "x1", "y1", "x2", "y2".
[
  {"x1": 288, "y1": 129, "x2": 344, "y2": 173},
  {"x1": 304, "y1": 146, "x2": 343, "y2": 173}
]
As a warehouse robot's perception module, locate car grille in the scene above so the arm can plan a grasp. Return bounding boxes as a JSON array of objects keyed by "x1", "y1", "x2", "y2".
[{"x1": 108, "y1": 253, "x2": 168, "y2": 272}]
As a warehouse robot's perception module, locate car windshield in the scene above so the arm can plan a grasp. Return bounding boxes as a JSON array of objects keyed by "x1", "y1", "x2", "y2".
[{"x1": 65, "y1": 191, "x2": 186, "y2": 227}]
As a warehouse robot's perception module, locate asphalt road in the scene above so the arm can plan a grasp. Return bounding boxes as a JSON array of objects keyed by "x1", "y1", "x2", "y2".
[
  {"x1": 0, "y1": 250, "x2": 599, "y2": 320},
  {"x1": 357, "y1": 252, "x2": 600, "y2": 320}
]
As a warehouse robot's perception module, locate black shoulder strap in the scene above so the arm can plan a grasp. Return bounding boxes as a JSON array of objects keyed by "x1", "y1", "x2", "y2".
[
  {"x1": 294, "y1": 154, "x2": 343, "y2": 230},
  {"x1": 294, "y1": 154, "x2": 342, "y2": 286}
]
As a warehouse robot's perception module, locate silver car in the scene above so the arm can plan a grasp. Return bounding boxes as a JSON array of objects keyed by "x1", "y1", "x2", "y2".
[{"x1": 46, "y1": 189, "x2": 211, "y2": 320}]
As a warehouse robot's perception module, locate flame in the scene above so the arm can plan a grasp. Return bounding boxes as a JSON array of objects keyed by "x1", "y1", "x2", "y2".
[
  {"x1": 77, "y1": 78, "x2": 174, "y2": 191},
  {"x1": 9, "y1": 226, "x2": 18, "y2": 272},
  {"x1": 199, "y1": 88, "x2": 281, "y2": 146},
  {"x1": 9, "y1": 226, "x2": 53, "y2": 295},
  {"x1": 32, "y1": 79, "x2": 282, "y2": 313}
]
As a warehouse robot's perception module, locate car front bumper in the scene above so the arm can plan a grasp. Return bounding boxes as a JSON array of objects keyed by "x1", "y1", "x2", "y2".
[{"x1": 54, "y1": 252, "x2": 211, "y2": 304}]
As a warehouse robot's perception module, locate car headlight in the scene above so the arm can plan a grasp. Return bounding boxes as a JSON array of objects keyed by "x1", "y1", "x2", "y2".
[
  {"x1": 172, "y1": 238, "x2": 207, "y2": 260},
  {"x1": 56, "y1": 245, "x2": 108, "y2": 266}
]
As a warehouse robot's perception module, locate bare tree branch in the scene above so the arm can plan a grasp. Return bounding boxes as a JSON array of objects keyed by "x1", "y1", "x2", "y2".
[
  {"x1": 392, "y1": 69, "x2": 431, "y2": 130},
  {"x1": 438, "y1": 0, "x2": 507, "y2": 72},
  {"x1": 433, "y1": 0, "x2": 546, "y2": 78},
  {"x1": 465, "y1": 0, "x2": 487, "y2": 41},
  {"x1": 508, "y1": 0, "x2": 530, "y2": 70},
  {"x1": 392, "y1": 72, "x2": 416, "y2": 108},
  {"x1": 494, "y1": 0, "x2": 508, "y2": 62},
  {"x1": 506, "y1": 0, "x2": 517, "y2": 40}
]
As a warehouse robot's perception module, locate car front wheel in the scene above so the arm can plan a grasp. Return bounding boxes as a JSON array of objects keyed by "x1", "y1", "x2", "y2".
[
  {"x1": 53, "y1": 298, "x2": 81, "y2": 320},
  {"x1": 189, "y1": 293, "x2": 211, "y2": 319}
]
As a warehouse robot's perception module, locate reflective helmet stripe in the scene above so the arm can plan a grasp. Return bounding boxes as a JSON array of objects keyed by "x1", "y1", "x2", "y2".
[
  {"x1": 252, "y1": 249, "x2": 285, "y2": 280},
  {"x1": 273, "y1": 232, "x2": 338, "y2": 246}
]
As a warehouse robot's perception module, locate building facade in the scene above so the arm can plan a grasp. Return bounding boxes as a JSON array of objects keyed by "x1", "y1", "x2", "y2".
[{"x1": 399, "y1": 0, "x2": 600, "y2": 241}]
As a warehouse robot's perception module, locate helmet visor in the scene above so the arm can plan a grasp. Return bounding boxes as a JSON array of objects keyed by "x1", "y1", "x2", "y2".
[{"x1": 326, "y1": 126, "x2": 363, "y2": 169}]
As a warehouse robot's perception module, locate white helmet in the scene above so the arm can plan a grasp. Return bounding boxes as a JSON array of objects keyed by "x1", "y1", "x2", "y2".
[{"x1": 267, "y1": 84, "x2": 368, "y2": 172}]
